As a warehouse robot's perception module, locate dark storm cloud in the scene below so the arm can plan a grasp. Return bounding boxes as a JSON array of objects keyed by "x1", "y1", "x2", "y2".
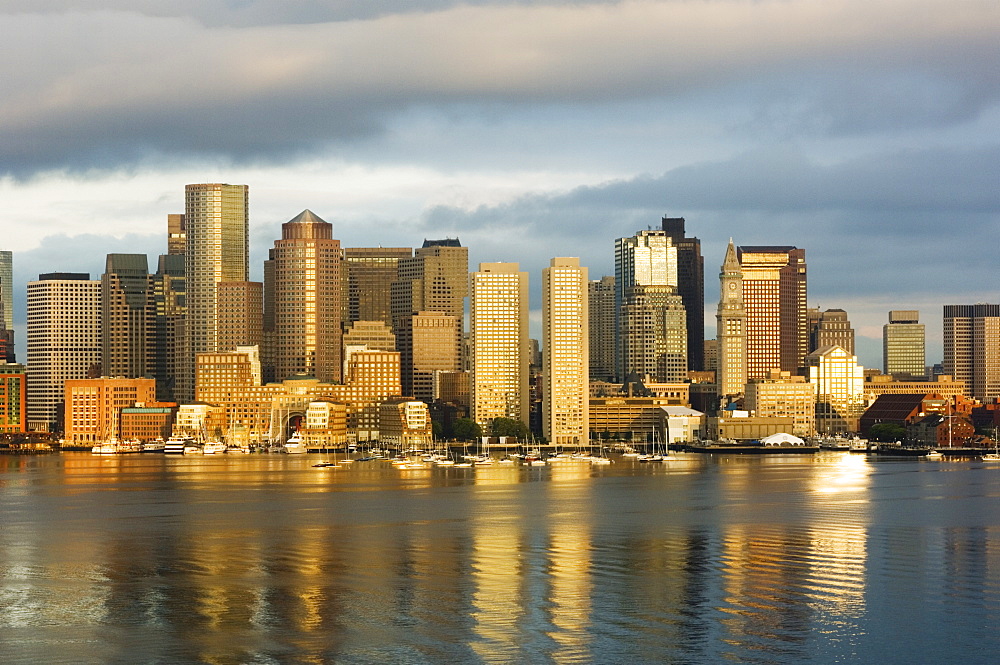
[{"x1": 2, "y1": 1, "x2": 999, "y2": 176}]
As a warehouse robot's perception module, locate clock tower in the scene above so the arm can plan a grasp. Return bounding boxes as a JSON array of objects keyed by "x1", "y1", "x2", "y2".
[{"x1": 717, "y1": 239, "x2": 747, "y2": 401}]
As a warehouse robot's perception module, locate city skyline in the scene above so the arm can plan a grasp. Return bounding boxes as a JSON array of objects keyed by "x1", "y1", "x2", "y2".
[{"x1": 1, "y1": 1, "x2": 998, "y2": 369}]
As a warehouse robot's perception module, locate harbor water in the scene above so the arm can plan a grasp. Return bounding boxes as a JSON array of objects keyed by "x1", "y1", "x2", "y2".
[{"x1": 1, "y1": 451, "x2": 998, "y2": 664}]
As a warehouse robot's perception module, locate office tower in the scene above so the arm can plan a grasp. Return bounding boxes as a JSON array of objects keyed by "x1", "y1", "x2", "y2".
[
  {"x1": 809, "y1": 308, "x2": 855, "y2": 355},
  {"x1": 167, "y1": 214, "x2": 186, "y2": 256},
  {"x1": 392, "y1": 239, "x2": 468, "y2": 390},
  {"x1": 0, "y1": 362, "x2": 27, "y2": 433},
  {"x1": 396, "y1": 311, "x2": 461, "y2": 403},
  {"x1": 0, "y1": 250, "x2": 12, "y2": 332},
  {"x1": 63, "y1": 377, "x2": 156, "y2": 446},
  {"x1": 588, "y1": 276, "x2": 616, "y2": 382},
  {"x1": 470, "y1": 263, "x2": 529, "y2": 429},
  {"x1": 184, "y1": 183, "x2": 249, "y2": 361},
  {"x1": 265, "y1": 210, "x2": 342, "y2": 383},
  {"x1": 342, "y1": 247, "x2": 412, "y2": 327},
  {"x1": 716, "y1": 240, "x2": 747, "y2": 399},
  {"x1": 883, "y1": 310, "x2": 926, "y2": 380},
  {"x1": 738, "y1": 245, "x2": 807, "y2": 378},
  {"x1": 944, "y1": 304, "x2": 1000, "y2": 402},
  {"x1": 101, "y1": 253, "x2": 151, "y2": 379},
  {"x1": 26, "y1": 273, "x2": 100, "y2": 431},
  {"x1": 662, "y1": 217, "x2": 705, "y2": 371},
  {"x1": 0, "y1": 328, "x2": 11, "y2": 364},
  {"x1": 342, "y1": 320, "x2": 396, "y2": 353},
  {"x1": 151, "y1": 254, "x2": 186, "y2": 402},
  {"x1": 542, "y1": 258, "x2": 589, "y2": 446},
  {"x1": 614, "y1": 229, "x2": 686, "y2": 381},
  {"x1": 620, "y1": 286, "x2": 688, "y2": 383},
  {"x1": 745, "y1": 370, "x2": 816, "y2": 437},
  {"x1": 805, "y1": 345, "x2": 865, "y2": 434},
  {"x1": 217, "y1": 281, "x2": 263, "y2": 353}
]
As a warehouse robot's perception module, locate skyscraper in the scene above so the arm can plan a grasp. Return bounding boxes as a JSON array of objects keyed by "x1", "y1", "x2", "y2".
[
  {"x1": 184, "y1": 183, "x2": 249, "y2": 360},
  {"x1": 470, "y1": 262, "x2": 529, "y2": 429},
  {"x1": 614, "y1": 229, "x2": 686, "y2": 382},
  {"x1": 716, "y1": 240, "x2": 747, "y2": 399},
  {"x1": 342, "y1": 247, "x2": 412, "y2": 328},
  {"x1": 809, "y1": 308, "x2": 855, "y2": 356},
  {"x1": 265, "y1": 210, "x2": 342, "y2": 383},
  {"x1": 167, "y1": 214, "x2": 186, "y2": 256},
  {"x1": 588, "y1": 275, "x2": 616, "y2": 382},
  {"x1": 542, "y1": 258, "x2": 589, "y2": 446},
  {"x1": 396, "y1": 311, "x2": 462, "y2": 403},
  {"x1": 883, "y1": 310, "x2": 926, "y2": 380},
  {"x1": 0, "y1": 250, "x2": 12, "y2": 332},
  {"x1": 662, "y1": 217, "x2": 705, "y2": 371},
  {"x1": 26, "y1": 273, "x2": 100, "y2": 431},
  {"x1": 100, "y1": 253, "x2": 151, "y2": 379},
  {"x1": 737, "y1": 245, "x2": 807, "y2": 378},
  {"x1": 150, "y1": 253, "x2": 186, "y2": 402},
  {"x1": 944, "y1": 304, "x2": 1000, "y2": 402}
]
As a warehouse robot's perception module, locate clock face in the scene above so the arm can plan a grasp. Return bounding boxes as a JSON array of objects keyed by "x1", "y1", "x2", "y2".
[{"x1": 728, "y1": 282, "x2": 737, "y2": 291}]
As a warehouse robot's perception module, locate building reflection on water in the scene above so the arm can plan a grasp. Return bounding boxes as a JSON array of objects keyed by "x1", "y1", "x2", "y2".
[{"x1": 1, "y1": 453, "x2": 998, "y2": 663}]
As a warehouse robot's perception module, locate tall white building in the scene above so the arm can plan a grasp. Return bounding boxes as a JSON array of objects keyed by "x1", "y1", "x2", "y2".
[
  {"x1": 26, "y1": 273, "x2": 100, "y2": 431},
  {"x1": 470, "y1": 263, "x2": 529, "y2": 429},
  {"x1": 542, "y1": 258, "x2": 589, "y2": 446}
]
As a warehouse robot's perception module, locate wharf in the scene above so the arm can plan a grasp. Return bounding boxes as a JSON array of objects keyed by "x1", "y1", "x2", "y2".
[{"x1": 681, "y1": 443, "x2": 819, "y2": 455}]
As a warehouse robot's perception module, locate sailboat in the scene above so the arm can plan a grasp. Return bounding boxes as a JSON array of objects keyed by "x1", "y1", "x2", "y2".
[{"x1": 982, "y1": 431, "x2": 1000, "y2": 462}]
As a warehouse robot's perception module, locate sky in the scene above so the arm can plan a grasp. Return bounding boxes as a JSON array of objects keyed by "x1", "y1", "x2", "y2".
[{"x1": 2, "y1": 0, "x2": 998, "y2": 368}]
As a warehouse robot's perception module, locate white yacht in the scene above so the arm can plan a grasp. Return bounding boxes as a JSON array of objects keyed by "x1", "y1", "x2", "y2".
[
  {"x1": 203, "y1": 441, "x2": 227, "y2": 455},
  {"x1": 284, "y1": 432, "x2": 307, "y2": 454}
]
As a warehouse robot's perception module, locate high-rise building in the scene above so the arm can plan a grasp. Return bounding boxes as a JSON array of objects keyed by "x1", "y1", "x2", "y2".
[
  {"x1": 809, "y1": 308, "x2": 855, "y2": 356},
  {"x1": 614, "y1": 229, "x2": 686, "y2": 381},
  {"x1": 0, "y1": 250, "x2": 12, "y2": 333},
  {"x1": 745, "y1": 370, "x2": 816, "y2": 437},
  {"x1": 944, "y1": 304, "x2": 1000, "y2": 403},
  {"x1": 0, "y1": 362, "x2": 27, "y2": 434},
  {"x1": 217, "y1": 281, "x2": 263, "y2": 353},
  {"x1": 805, "y1": 345, "x2": 865, "y2": 434},
  {"x1": 662, "y1": 217, "x2": 705, "y2": 371},
  {"x1": 342, "y1": 247, "x2": 412, "y2": 328},
  {"x1": 100, "y1": 253, "x2": 151, "y2": 379},
  {"x1": 716, "y1": 240, "x2": 747, "y2": 399},
  {"x1": 26, "y1": 273, "x2": 101, "y2": 431},
  {"x1": 883, "y1": 310, "x2": 926, "y2": 380},
  {"x1": 470, "y1": 262, "x2": 529, "y2": 429},
  {"x1": 395, "y1": 311, "x2": 462, "y2": 403},
  {"x1": 588, "y1": 276, "x2": 616, "y2": 382},
  {"x1": 264, "y1": 210, "x2": 342, "y2": 383},
  {"x1": 738, "y1": 245, "x2": 807, "y2": 378},
  {"x1": 167, "y1": 214, "x2": 186, "y2": 256},
  {"x1": 619, "y1": 285, "x2": 687, "y2": 383},
  {"x1": 184, "y1": 183, "x2": 249, "y2": 361},
  {"x1": 150, "y1": 254, "x2": 186, "y2": 402},
  {"x1": 542, "y1": 258, "x2": 589, "y2": 446}
]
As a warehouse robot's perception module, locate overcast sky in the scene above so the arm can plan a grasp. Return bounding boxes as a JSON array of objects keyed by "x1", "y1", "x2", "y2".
[{"x1": 2, "y1": 0, "x2": 998, "y2": 367}]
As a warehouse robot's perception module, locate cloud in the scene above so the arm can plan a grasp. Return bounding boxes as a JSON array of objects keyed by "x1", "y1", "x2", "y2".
[{"x1": 2, "y1": 1, "x2": 999, "y2": 175}]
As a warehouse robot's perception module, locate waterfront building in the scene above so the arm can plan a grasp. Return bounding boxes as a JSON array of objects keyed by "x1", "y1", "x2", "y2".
[
  {"x1": 100, "y1": 254, "x2": 151, "y2": 379},
  {"x1": 662, "y1": 405, "x2": 706, "y2": 444},
  {"x1": 195, "y1": 346, "x2": 262, "y2": 405},
  {"x1": 588, "y1": 275, "x2": 616, "y2": 382},
  {"x1": 859, "y1": 393, "x2": 948, "y2": 436},
  {"x1": 542, "y1": 258, "x2": 589, "y2": 446},
  {"x1": 120, "y1": 404, "x2": 177, "y2": 443},
  {"x1": 63, "y1": 377, "x2": 157, "y2": 446},
  {"x1": 470, "y1": 262, "x2": 529, "y2": 429},
  {"x1": 300, "y1": 400, "x2": 348, "y2": 450},
  {"x1": 863, "y1": 373, "x2": 967, "y2": 404},
  {"x1": 264, "y1": 210, "x2": 342, "y2": 383},
  {"x1": 588, "y1": 396, "x2": 669, "y2": 443},
  {"x1": 943, "y1": 303, "x2": 1000, "y2": 403},
  {"x1": 0, "y1": 362, "x2": 26, "y2": 433},
  {"x1": 26, "y1": 273, "x2": 101, "y2": 432},
  {"x1": 883, "y1": 310, "x2": 926, "y2": 380},
  {"x1": 804, "y1": 345, "x2": 865, "y2": 434},
  {"x1": 615, "y1": 229, "x2": 687, "y2": 382},
  {"x1": 662, "y1": 217, "x2": 705, "y2": 371},
  {"x1": 395, "y1": 311, "x2": 461, "y2": 403},
  {"x1": 738, "y1": 245, "x2": 808, "y2": 378},
  {"x1": 744, "y1": 370, "x2": 817, "y2": 437},
  {"x1": 342, "y1": 247, "x2": 412, "y2": 328},
  {"x1": 184, "y1": 183, "x2": 249, "y2": 361},
  {"x1": 809, "y1": 308, "x2": 855, "y2": 355},
  {"x1": 708, "y1": 412, "x2": 796, "y2": 441},
  {"x1": 716, "y1": 240, "x2": 747, "y2": 400},
  {"x1": 379, "y1": 399, "x2": 433, "y2": 448}
]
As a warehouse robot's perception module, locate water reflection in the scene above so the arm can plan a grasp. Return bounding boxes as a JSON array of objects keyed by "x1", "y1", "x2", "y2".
[{"x1": 1, "y1": 453, "x2": 999, "y2": 663}]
